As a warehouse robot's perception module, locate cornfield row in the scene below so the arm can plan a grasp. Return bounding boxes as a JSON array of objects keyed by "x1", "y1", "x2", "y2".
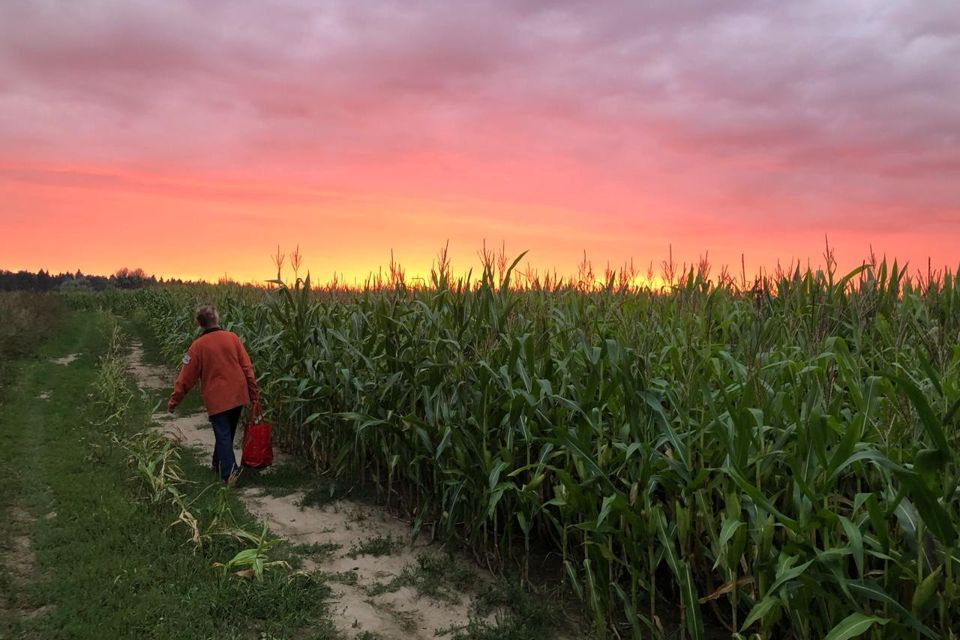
[{"x1": 90, "y1": 256, "x2": 959, "y2": 639}]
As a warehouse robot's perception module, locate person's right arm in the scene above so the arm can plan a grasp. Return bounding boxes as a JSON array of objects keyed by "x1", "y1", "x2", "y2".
[{"x1": 168, "y1": 343, "x2": 201, "y2": 412}]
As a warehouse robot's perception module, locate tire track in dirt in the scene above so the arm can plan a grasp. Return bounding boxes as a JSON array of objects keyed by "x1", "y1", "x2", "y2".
[{"x1": 1, "y1": 507, "x2": 55, "y2": 625}]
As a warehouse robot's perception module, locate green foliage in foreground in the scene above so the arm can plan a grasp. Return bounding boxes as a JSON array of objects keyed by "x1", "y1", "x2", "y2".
[
  {"x1": 107, "y1": 255, "x2": 960, "y2": 639},
  {"x1": 0, "y1": 310, "x2": 334, "y2": 639},
  {"x1": 0, "y1": 291, "x2": 65, "y2": 391}
]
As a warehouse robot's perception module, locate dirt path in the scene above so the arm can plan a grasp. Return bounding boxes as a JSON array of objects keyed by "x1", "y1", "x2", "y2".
[
  {"x1": 0, "y1": 507, "x2": 55, "y2": 624},
  {"x1": 130, "y1": 341, "x2": 482, "y2": 639},
  {"x1": 124, "y1": 343, "x2": 169, "y2": 390}
]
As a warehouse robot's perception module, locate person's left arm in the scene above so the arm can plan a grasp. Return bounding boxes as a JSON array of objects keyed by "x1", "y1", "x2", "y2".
[{"x1": 168, "y1": 343, "x2": 201, "y2": 412}]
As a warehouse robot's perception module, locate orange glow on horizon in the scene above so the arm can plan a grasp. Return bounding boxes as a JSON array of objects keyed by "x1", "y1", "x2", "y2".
[{"x1": 2, "y1": 158, "x2": 957, "y2": 287}]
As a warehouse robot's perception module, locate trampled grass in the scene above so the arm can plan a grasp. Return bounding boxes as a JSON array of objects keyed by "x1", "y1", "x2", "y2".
[{"x1": 97, "y1": 253, "x2": 960, "y2": 639}]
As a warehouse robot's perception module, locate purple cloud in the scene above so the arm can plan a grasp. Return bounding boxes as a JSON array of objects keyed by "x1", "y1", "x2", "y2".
[{"x1": 1, "y1": 0, "x2": 957, "y2": 234}]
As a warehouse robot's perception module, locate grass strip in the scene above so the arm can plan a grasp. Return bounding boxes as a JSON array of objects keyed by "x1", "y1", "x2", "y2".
[{"x1": 0, "y1": 309, "x2": 336, "y2": 640}]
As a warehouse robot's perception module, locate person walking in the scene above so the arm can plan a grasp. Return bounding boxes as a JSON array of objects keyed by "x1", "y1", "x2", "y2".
[{"x1": 167, "y1": 304, "x2": 260, "y2": 484}]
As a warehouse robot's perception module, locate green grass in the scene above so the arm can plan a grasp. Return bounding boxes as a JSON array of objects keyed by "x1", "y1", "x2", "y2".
[
  {"x1": 0, "y1": 309, "x2": 336, "y2": 639},
  {"x1": 359, "y1": 553, "x2": 569, "y2": 639},
  {"x1": 447, "y1": 578, "x2": 562, "y2": 640},
  {"x1": 0, "y1": 292, "x2": 66, "y2": 395},
  {"x1": 241, "y1": 462, "x2": 318, "y2": 496},
  {"x1": 366, "y1": 552, "x2": 474, "y2": 603},
  {"x1": 291, "y1": 541, "x2": 342, "y2": 562},
  {"x1": 322, "y1": 570, "x2": 359, "y2": 586},
  {"x1": 237, "y1": 460, "x2": 377, "y2": 513},
  {"x1": 298, "y1": 482, "x2": 349, "y2": 508},
  {"x1": 346, "y1": 534, "x2": 404, "y2": 559},
  {"x1": 237, "y1": 462, "x2": 353, "y2": 508}
]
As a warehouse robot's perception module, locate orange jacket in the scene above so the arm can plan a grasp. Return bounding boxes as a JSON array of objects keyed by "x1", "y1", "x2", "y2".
[{"x1": 168, "y1": 328, "x2": 260, "y2": 416}]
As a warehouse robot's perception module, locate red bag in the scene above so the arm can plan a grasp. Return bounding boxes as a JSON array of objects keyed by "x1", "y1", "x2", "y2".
[{"x1": 241, "y1": 405, "x2": 273, "y2": 468}]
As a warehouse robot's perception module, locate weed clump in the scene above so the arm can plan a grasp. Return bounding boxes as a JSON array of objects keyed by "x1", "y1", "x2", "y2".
[{"x1": 346, "y1": 534, "x2": 404, "y2": 559}]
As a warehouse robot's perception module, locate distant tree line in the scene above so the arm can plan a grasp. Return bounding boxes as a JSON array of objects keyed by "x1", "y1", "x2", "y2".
[{"x1": 0, "y1": 267, "x2": 187, "y2": 292}]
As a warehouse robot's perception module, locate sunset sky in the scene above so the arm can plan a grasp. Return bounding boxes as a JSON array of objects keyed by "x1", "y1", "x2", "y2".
[{"x1": 2, "y1": 1, "x2": 958, "y2": 284}]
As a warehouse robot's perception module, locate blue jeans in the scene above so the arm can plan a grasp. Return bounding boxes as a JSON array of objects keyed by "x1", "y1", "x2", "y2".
[{"x1": 210, "y1": 406, "x2": 243, "y2": 481}]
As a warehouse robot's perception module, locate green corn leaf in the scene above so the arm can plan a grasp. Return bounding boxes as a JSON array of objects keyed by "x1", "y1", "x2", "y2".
[
  {"x1": 564, "y1": 560, "x2": 584, "y2": 601},
  {"x1": 596, "y1": 494, "x2": 618, "y2": 529},
  {"x1": 895, "y1": 470, "x2": 957, "y2": 546},
  {"x1": 889, "y1": 375, "x2": 949, "y2": 454},
  {"x1": 719, "y1": 517, "x2": 744, "y2": 549},
  {"x1": 678, "y1": 561, "x2": 704, "y2": 640},
  {"x1": 741, "y1": 594, "x2": 781, "y2": 631},
  {"x1": 767, "y1": 556, "x2": 814, "y2": 596},
  {"x1": 612, "y1": 583, "x2": 644, "y2": 640},
  {"x1": 554, "y1": 433, "x2": 618, "y2": 493},
  {"x1": 822, "y1": 613, "x2": 888, "y2": 640},
  {"x1": 848, "y1": 580, "x2": 937, "y2": 640},
  {"x1": 721, "y1": 461, "x2": 798, "y2": 532},
  {"x1": 839, "y1": 516, "x2": 864, "y2": 577},
  {"x1": 911, "y1": 566, "x2": 942, "y2": 618}
]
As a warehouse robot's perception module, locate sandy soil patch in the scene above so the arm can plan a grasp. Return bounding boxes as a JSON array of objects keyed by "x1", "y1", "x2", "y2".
[
  {"x1": 245, "y1": 490, "x2": 479, "y2": 638},
  {"x1": 7, "y1": 507, "x2": 36, "y2": 581},
  {"x1": 2, "y1": 506, "x2": 55, "y2": 623},
  {"x1": 125, "y1": 342, "x2": 170, "y2": 390},
  {"x1": 153, "y1": 411, "x2": 216, "y2": 451}
]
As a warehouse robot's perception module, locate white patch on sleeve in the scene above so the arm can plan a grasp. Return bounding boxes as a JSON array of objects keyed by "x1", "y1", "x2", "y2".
[{"x1": 182, "y1": 353, "x2": 191, "y2": 365}]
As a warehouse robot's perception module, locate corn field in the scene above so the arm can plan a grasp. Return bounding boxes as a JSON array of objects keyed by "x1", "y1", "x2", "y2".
[{"x1": 99, "y1": 255, "x2": 960, "y2": 639}]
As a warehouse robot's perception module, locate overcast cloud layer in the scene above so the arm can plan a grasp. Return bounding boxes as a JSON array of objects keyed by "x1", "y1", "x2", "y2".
[{"x1": 1, "y1": 0, "x2": 958, "y2": 278}]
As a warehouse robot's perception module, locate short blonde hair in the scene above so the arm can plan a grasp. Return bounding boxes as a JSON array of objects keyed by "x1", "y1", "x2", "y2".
[{"x1": 196, "y1": 305, "x2": 219, "y2": 329}]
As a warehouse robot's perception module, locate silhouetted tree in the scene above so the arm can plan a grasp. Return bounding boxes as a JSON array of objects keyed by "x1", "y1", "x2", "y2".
[{"x1": 0, "y1": 268, "x2": 157, "y2": 291}]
